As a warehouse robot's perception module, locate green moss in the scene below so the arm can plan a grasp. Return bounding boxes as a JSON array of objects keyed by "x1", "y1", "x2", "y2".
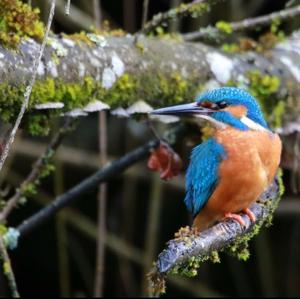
[
  {"x1": 0, "y1": 225, "x2": 7, "y2": 236},
  {"x1": 216, "y1": 21, "x2": 233, "y2": 34},
  {"x1": 0, "y1": 71, "x2": 200, "y2": 136},
  {"x1": 221, "y1": 43, "x2": 240, "y2": 53},
  {"x1": 227, "y1": 69, "x2": 284, "y2": 128},
  {"x1": 245, "y1": 70, "x2": 284, "y2": 128},
  {"x1": 3, "y1": 262, "x2": 10, "y2": 275},
  {"x1": 0, "y1": 0, "x2": 44, "y2": 48}
]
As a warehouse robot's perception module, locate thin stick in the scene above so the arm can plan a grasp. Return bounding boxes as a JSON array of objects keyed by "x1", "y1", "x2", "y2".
[
  {"x1": 142, "y1": 0, "x2": 150, "y2": 28},
  {"x1": 0, "y1": 118, "x2": 74, "y2": 222},
  {"x1": 93, "y1": 1, "x2": 105, "y2": 296},
  {"x1": 0, "y1": 237, "x2": 19, "y2": 298},
  {"x1": 93, "y1": 0, "x2": 102, "y2": 29},
  {"x1": 183, "y1": 4, "x2": 300, "y2": 41},
  {"x1": 17, "y1": 139, "x2": 160, "y2": 236},
  {"x1": 0, "y1": 0, "x2": 56, "y2": 174},
  {"x1": 94, "y1": 111, "x2": 107, "y2": 297},
  {"x1": 138, "y1": 0, "x2": 223, "y2": 35}
]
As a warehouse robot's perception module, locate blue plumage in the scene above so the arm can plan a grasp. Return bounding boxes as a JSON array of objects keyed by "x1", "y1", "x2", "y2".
[
  {"x1": 184, "y1": 138, "x2": 226, "y2": 216},
  {"x1": 196, "y1": 87, "x2": 269, "y2": 129}
]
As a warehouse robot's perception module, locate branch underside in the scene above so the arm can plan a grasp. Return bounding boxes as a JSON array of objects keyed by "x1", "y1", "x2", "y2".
[{"x1": 149, "y1": 176, "x2": 282, "y2": 295}]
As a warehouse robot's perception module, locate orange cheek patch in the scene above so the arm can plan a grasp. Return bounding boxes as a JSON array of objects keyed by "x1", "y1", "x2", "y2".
[{"x1": 224, "y1": 105, "x2": 247, "y2": 118}]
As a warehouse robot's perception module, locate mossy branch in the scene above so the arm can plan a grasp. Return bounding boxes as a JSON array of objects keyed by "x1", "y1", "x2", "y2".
[
  {"x1": 0, "y1": 31, "x2": 300, "y2": 135},
  {"x1": 148, "y1": 174, "x2": 284, "y2": 296},
  {"x1": 138, "y1": 0, "x2": 224, "y2": 35},
  {"x1": 183, "y1": 4, "x2": 300, "y2": 41}
]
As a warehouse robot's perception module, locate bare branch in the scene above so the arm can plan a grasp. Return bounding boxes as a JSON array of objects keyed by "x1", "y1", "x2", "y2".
[
  {"x1": 94, "y1": 113, "x2": 108, "y2": 297},
  {"x1": 0, "y1": 118, "x2": 75, "y2": 222},
  {"x1": 138, "y1": 0, "x2": 223, "y2": 35},
  {"x1": 148, "y1": 176, "x2": 283, "y2": 296},
  {"x1": 16, "y1": 139, "x2": 160, "y2": 237},
  {"x1": 0, "y1": 0, "x2": 56, "y2": 173},
  {"x1": 183, "y1": 4, "x2": 300, "y2": 41},
  {"x1": 16, "y1": 124, "x2": 187, "y2": 237}
]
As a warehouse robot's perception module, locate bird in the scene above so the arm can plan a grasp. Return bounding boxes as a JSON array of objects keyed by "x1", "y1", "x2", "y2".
[{"x1": 152, "y1": 87, "x2": 282, "y2": 231}]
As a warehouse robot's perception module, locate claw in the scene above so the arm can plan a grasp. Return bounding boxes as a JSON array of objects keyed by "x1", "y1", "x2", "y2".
[
  {"x1": 242, "y1": 208, "x2": 256, "y2": 222},
  {"x1": 224, "y1": 213, "x2": 246, "y2": 227}
]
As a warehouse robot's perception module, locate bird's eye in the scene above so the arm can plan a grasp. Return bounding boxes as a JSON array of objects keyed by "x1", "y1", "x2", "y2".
[{"x1": 217, "y1": 101, "x2": 228, "y2": 109}]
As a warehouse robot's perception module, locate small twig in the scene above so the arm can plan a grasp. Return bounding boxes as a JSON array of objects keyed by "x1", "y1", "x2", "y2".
[
  {"x1": 0, "y1": 237, "x2": 19, "y2": 298},
  {"x1": 65, "y1": 0, "x2": 71, "y2": 15},
  {"x1": 183, "y1": 4, "x2": 300, "y2": 41},
  {"x1": 138, "y1": 0, "x2": 223, "y2": 35},
  {"x1": 0, "y1": 118, "x2": 75, "y2": 222},
  {"x1": 0, "y1": 0, "x2": 56, "y2": 174},
  {"x1": 142, "y1": 0, "x2": 150, "y2": 28}
]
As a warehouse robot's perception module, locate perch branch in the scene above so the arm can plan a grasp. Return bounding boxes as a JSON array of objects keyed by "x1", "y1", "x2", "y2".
[
  {"x1": 138, "y1": 0, "x2": 223, "y2": 34},
  {"x1": 183, "y1": 4, "x2": 300, "y2": 41},
  {"x1": 148, "y1": 176, "x2": 282, "y2": 296},
  {"x1": 0, "y1": 237, "x2": 19, "y2": 298},
  {"x1": 0, "y1": 118, "x2": 75, "y2": 222},
  {"x1": 0, "y1": 0, "x2": 56, "y2": 173}
]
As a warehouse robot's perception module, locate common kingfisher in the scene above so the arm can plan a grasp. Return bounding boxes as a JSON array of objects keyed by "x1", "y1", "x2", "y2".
[{"x1": 152, "y1": 87, "x2": 282, "y2": 231}]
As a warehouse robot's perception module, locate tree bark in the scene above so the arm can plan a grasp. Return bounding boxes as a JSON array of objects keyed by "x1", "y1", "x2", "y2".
[{"x1": 0, "y1": 32, "x2": 299, "y2": 124}]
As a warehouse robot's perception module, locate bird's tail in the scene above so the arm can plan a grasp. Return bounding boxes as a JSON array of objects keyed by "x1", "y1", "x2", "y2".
[{"x1": 192, "y1": 211, "x2": 216, "y2": 232}]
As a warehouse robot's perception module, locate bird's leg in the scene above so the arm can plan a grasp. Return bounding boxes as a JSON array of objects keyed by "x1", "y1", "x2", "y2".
[
  {"x1": 224, "y1": 213, "x2": 246, "y2": 227},
  {"x1": 242, "y1": 208, "x2": 256, "y2": 222}
]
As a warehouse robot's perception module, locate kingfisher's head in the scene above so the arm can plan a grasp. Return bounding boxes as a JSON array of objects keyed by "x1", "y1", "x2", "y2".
[{"x1": 152, "y1": 87, "x2": 269, "y2": 131}]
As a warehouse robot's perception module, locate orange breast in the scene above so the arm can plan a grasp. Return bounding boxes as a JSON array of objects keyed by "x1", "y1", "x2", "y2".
[{"x1": 194, "y1": 128, "x2": 281, "y2": 229}]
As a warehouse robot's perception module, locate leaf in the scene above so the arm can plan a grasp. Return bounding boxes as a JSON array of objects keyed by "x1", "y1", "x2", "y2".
[{"x1": 148, "y1": 141, "x2": 182, "y2": 180}]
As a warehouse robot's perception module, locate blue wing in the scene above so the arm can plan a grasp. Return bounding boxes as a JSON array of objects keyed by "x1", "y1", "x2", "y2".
[{"x1": 184, "y1": 138, "x2": 226, "y2": 217}]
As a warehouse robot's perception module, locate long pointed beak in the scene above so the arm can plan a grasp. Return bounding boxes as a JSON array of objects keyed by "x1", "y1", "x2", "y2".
[{"x1": 152, "y1": 102, "x2": 213, "y2": 116}]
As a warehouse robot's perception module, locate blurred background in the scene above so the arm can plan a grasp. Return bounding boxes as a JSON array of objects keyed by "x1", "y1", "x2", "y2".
[{"x1": 2, "y1": 0, "x2": 300, "y2": 297}]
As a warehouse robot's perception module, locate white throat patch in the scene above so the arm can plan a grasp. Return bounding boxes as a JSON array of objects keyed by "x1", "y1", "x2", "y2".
[
  {"x1": 195, "y1": 114, "x2": 227, "y2": 129},
  {"x1": 241, "y1": 116, "x2": 268, "y2": 131},
  {"x1": 195, "y1": 114, "x2": 268, "y2": 131}
]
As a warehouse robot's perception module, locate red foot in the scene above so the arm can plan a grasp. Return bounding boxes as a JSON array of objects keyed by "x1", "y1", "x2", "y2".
[
  {"x1": 242, "y1": 208, "x2": 256, "y2": 222},
  {"x1": 224, "y1": 213, "x2": 246, "y2": 227}
]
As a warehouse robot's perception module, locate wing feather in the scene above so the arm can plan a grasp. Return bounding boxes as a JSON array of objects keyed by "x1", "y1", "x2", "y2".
[{"x1": 184, "y1": 138, "x2": 226, "y2": 217}]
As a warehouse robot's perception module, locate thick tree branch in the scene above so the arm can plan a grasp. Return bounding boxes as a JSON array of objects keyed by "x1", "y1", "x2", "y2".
[
  {"x1": 183, "y1": 4, "x2": 300, "y2": 41},
  {"x1": 148, "y1": 176, "x2": 282, "y2": 296},
  {"x1": 1, "y1": 31, "x2": 300, "y2": 125}
]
